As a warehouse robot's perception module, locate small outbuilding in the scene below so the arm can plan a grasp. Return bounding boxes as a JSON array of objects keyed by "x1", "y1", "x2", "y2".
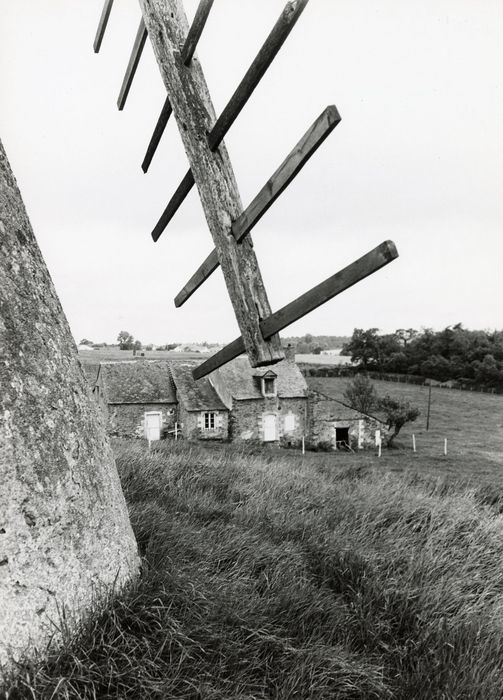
[
  {"x1": 307, "y1": 389, "x2": 387, "y2": 450},
  {"x1": 94, "y1": 361, "x2": 177, "y2": 439}
]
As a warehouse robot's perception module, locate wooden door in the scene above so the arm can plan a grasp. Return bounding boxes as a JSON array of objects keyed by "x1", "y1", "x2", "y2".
[
  {"x1": 263, "y1": 414, "x2": 277, "y2": 442},
  {"x1": 145, "y1": 411, "x2": 162, "y2": 441}
]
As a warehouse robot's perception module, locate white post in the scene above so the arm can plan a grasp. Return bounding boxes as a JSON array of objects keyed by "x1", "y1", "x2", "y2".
[
  {"x1": 378, "y1": 442, "x2": 382, "y2": 458},
  {"x1": 148, "y1": 436, "x2": 152, "y2": 452},
  {"x1": 444, "y1": 438, "x2": 447, "y2": 456},
  {"x1": 302, "y1": 436, "x2": 305, "y2": 455},
  {"x1": 175, "y1": 421, "x2": 178, "y2": 441},
  {"x1": 412, "y1": 434, "x2": 416, "y2": 452}
]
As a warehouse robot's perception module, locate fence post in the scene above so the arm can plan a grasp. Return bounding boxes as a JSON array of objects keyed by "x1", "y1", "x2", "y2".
[
  {"x1": 443, "y1": 438, "x2": 447, "y2": 456},
  {"x1": 302, "y1": 436, "x2": 305, "y2": 455},
  {"x1": 412, "y1": 434, "x2": 416, "y2": 453}
]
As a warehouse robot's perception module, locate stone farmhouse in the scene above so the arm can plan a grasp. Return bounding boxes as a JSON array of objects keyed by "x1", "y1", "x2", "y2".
[
  {"x1": 83, "y1": 349, "x2": 383, "y2": 449},
  {"x1": 93, "y1": 361, "x2": 177, "y2": 439}
]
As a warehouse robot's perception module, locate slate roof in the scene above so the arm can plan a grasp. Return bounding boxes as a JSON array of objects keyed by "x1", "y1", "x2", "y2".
[
  {"x1": 169, "y1": 362, "x2": 228, "y2": 411},
  {"x1": 211, "y1": 356, "x2": 307, "y2": 402},
  {"x1": 98, "y1": 361, "x2": 177, "y2": 404},
  {"x1": 309, "y1": 388, "x2": 387, "y2": 424}
]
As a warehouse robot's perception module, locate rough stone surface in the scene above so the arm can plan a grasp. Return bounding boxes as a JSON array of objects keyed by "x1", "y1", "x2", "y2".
[
  {"x1": 229, "y1": 397, "x2": 308, "y2": 444},
  {"x1": 0, "y1": 140, "x2": 139, "y2": 678}
]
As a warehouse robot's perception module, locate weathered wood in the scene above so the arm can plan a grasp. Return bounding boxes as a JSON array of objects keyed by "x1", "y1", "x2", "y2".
[
  {"x1": 174, "y1": 105, "x2": 341, "y2": 306},
  {"x1": 142, "y1": 96, "x2": 172, "y2": 173},
  {"x1": 181, "y1": 0, "x2": 214, "y2": 65},
  {"x1": 232, "y1": 105, "x2": 340, "y2": 240},
  {"x1": 174, "y1": 248, "x2": 219, "y2": 306},
  {"x1": 140, "y1": 0, "x2": 284, "y2": 367},
  {"x1": 150, "y1": 0, "x2": 309, "y2": 238},
  {"x1": 152, "y1": 169, "x2": 194, "y2": 241},
  {"x1": 207, "y1": 0, "x2": 309, "y2": 152},
  {"x1": 94, "y1": 0, "x2": 115, "y2": 53},
  {"x1": 192, "y1": 241, "x2": 399, "y2": 379},
  {"x1": 141, "y1": 0, "x2": 213, "y2": 172},
  {"x1": 117, "y1": 18, "x2": 148, "y2": 111},
  {"x1": 260, "y1": 240, "x2": 398, "y2": 339}
]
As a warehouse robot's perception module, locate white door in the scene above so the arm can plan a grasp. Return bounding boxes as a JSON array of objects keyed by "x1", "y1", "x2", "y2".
[
  {"x1": 263, "y1": 414, "x2": 277, "y2": 442},
  {"x1": 144, "y1": 412, "x2": 162, "y2": 441}
]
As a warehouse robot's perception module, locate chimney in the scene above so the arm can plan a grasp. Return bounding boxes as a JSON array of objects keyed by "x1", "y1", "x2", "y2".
[{"x1": 284, "y1": 344, "x2": 296, "y2": 363}]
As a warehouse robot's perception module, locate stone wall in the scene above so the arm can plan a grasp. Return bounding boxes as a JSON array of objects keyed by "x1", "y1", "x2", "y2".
[
  {"x1": 106, "y1": 403, "x2": 176, "y2": 438},
  {"x1": 307, "y1": 390, "x2": 384, "y2": 449},
  {"x1": 229, "y1": 397, "x2": 307, "y2": 444},
  {"x1": 0, "y1": 139, "x2": 139, "y2": 680},
  {"x1": 178, "y1": 405, "x2": 228, "y2": 441}
]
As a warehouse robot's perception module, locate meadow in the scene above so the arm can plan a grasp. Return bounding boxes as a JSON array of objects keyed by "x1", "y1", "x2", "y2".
[
  {"x1": 5, "y1": 434, "x2": 503, "y2": 699},
  {"x1": 308, "y1": 375, "x2": 503, "y2": 486}
]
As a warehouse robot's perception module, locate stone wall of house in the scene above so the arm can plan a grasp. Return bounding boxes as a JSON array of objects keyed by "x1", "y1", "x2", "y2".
[
  {"x1": 229, "y1": 397, "x2": 307, "y2": 444},
  {"x1": 307, "y1": 391, "x2": 384, "y2": 449},
  {"x1": 178, "y1": 405, "x2": 228, "y2": 441},
  {"x1": 107, "y1": 403, "x2": 176, "y2": 438}
]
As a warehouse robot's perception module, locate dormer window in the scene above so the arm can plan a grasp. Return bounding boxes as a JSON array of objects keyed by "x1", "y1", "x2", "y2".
[{"x1": 261, "y1": 372, "x2": 277, "y2": 397}]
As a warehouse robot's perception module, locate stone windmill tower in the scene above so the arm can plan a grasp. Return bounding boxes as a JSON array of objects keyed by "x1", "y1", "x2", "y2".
[{"x1": 0, "y1": 141, "x2": 139, "y2": 678}]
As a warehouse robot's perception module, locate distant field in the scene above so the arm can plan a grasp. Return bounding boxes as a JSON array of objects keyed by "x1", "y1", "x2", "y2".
[
  {"x1": 78, "y1": 348, "x2": 208, "y2": 365},
  {"x1": 296, "y1": 353, "x2": 351, "y2": 365},
  {"x1": 308, "y1": 375, "x2": 503, "y2": 484}
]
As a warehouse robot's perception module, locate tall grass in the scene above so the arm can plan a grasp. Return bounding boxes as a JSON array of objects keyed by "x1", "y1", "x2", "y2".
[{"x1": 4, "y1": 441, "x2": 503, "y2": 699}]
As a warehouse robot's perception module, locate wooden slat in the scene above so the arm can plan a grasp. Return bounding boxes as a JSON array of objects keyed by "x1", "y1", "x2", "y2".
[
  {"x1": 150, "y1": 0, "x2": 309, "y2": 236},
  {"x1": 142, "y1": 96, "x2": 173, "y2": 173},
  {"x1": 232, "y1": 105, "x2": 340, "y2": 240},
  {"x1": 181, "y1": 0, "x2": 215, "y2": 65},
  {"x1": 151, "y1": 170, "x2": 195, "y2": 242},
  {"x1": 174, "y1": 105, "x2": 341, "y2": 306},
  {"x1": 93, "y1": 0, "x2": 114, "y2": 54},
  {"x1": 207, "y1": 0, "x2": 309, "y2": 152},
  {"x1": 192, "y1": 240, "x2": 399, "y2": 379},
  {"x1": 141, "y1": 0, "x2": 214, "y2": 172},
  {"x1": 174, "y1": 248, "x2": 219, "y2": 306},
  {"x1": 141, "y1": 0, "x2": 284, "y2": 367},
  {"x1": 117, "y1": 19, "x2": 148, "y2": 111}
]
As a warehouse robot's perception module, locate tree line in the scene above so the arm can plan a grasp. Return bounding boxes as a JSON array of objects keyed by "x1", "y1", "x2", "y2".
[{"x1": 342, "y1": 324, "x2": 503, "y2": 388}]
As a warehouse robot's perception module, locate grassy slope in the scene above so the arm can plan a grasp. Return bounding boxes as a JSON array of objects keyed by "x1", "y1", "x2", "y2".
[
  {"x1": 5, "y1": 440, "x2": 503, "y2": 699},
  {"x1": 308, "y1": 376, "x2": 503, "y2": 485}
]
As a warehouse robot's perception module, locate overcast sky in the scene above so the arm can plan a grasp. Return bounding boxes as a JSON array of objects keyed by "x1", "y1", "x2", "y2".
[{"x1": 1, "y1": 1, "x2": 502, "y2": 345}]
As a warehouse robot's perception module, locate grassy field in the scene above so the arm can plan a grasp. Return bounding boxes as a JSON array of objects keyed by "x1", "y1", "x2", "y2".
[
  {"x1": 308, "y1": 376, "x2": 503, "y2": 486},
  {"x1": 5, "y1": 438, "x2": 503, "y2": 699},
  {"x1": 77, "y1": 348, "x2": 207, "y2": 365}
]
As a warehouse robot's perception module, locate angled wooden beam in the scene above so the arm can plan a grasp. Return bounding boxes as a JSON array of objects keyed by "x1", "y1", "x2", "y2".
[
  {"x1": 174, "y1": 248, "x2": 219, "y2": 306},
  {"x1": 93, "y1": 0, "x2": 115, "y2": 53},
  {"x1": 142, "y1": 96, "x2": 173, "y2": 173},
  {"x1": 207, "y1": 0, "x2": 309, "y2": 152},
  {"x1": 181, "y1": 0, "x2": 215, "y2": 65},
  {"x1": 140, "y1": 0, "x2": 284, "y2": 367},
  {"x1": 142, "y1": 0, "x2": 214, "y2": 172},
  {"x1": 150, "y1": 0, "x2": 309, "y2": 238},
  {"x1": 152, "y1": 170, "x2": 195, "y2": 242},
  {"x1": 117, "y1": 18, "x2": 148, "y2": 111},
  {"x1": 192, "y1": 240, "x2": 399, "y2": 379},
  {"x1": 174, "y1": 105, "x2": 341, "y2": 306}
]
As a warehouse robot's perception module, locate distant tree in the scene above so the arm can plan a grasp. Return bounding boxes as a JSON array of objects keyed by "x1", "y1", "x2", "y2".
[
  {"x1": 343, "y1": 375, "x2": 379, "y2": 415},
  {"x1": 117, "y1": 330, "x2": 134, "y2": 351},
  {"x1": 342, "y1": 328, "x2": 381, "y2": 370},
  {"x1": 79, "y1": 338, "x2": 93, "y2": 346},
  {"x1": 133, "y1": 340, "x2": 142, "y2": 352},
  {"x1": 145, "y1": 343, "x2": 153, "y2": 351},
  {"x1": 304, "y1": 333, "x2": 313, "y2": 345},
  {"x1": 379, "y1": 396, "x2": 420, "y2": 447}
]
